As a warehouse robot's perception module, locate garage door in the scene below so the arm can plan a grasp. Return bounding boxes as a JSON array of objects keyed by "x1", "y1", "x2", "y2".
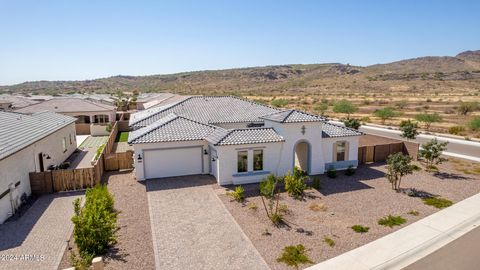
[{"x1": 144, "y1": 147, "x2": 203, "y2": 179}]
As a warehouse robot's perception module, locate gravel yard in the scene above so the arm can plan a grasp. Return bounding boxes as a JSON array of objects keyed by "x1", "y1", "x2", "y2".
[
  {"x1": 103, "y1": 171, "x2": 155, "y2": 270},
  {"x1": 218, "y1": 160, "x2": 480, "y2": 270}
]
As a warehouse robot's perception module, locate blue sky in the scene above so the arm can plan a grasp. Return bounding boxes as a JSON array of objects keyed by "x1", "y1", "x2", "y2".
[{"x1": 0, "y1": 1, "x2": 479, "y2": 85}]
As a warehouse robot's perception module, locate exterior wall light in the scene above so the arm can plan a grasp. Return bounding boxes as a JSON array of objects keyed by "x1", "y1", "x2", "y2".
[
  {"x1": 204, "y1": 149, "x2": 208, "y2": 155},
  {"x1": 137, "y1": 154, "x2": 143, "y2": 162}
]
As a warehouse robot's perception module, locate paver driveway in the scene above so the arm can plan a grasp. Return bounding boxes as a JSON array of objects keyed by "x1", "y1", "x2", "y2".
[
  {"x1": 146, "y1": 175, "x2": 269, "y2": 270},
  {"x1": 0, "y1": 192, "x2": 82, "y2": 270}
]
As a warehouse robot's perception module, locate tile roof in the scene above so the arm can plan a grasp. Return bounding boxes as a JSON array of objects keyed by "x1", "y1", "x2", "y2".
[
  {"x1": 15, "y1": 98, "x2": 116, "y2": 114},
  {"x1": 128, "y1": 113, "x2": 217, "y2": 144},
  {"x1": 322, "y1": 122, "x2": 363, "y2": 138},
  {"x1": 260, "y1": 109, "x2": 326, "y2": 123},
  {"x1": 0, "y1": 94, "x2": 40, "y2": 109},
  {"x1": 129, "y1": 96, "x2": 280, "y2": 128},
  {"x1": 0, "y1": 111, "x2": 76, "y2": 160},
  {"x1": 206, "y1": 127, "x2": 285, "y2": 146}
]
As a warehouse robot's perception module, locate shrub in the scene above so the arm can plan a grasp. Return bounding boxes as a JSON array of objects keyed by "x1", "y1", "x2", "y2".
[
  {"x1": 408, "y1": 210, "x2": 420, "y2": 216},
  {"x1": 323, "y1": 237, "x2": 335, "y2": 247},
  {"x1": 449, "y1": 126, "x2": 466, "y2": 135},
  {"x1": 310, "y1": 176, "x2": 321, "y2": 190},
  {"x1": 423, "y1": 197, "x2": 453, "y2": 209},
  {"x1": 415, "y1": 113, "x2": 442, "y2": 130},
  {"x1": 351, "y1": 225, "x2": 369, "y2": 233},
  {"x1": 313, "y1": 103, "x2": 328, "y2": 115},
  {"x1": 385, "y1": 153, "x2": 418, "y2": 190},
  {"x1": 284, "y1": 167, "x2": 308, "y2": 199},
  {"x1": 247, "y1": 202, "x2": 257, "y2": 210},
  {"x1": 333, "y1": 99, "x2": 358, "y2": 119},
  {"x1": 271, "y1": 98, "x2": 289, "y2": 108},
  {"x1": 105, "y1": 123, "x2": 112, "y2": 133},
  {"x1": 374, "y1": 107, "x2": 398, "y2": 124},
  {"x1": 419, "y1": 139, "x2": 448, "y2": 171},
  {"x1": 277, "y1": 244, "x2": 313, "y2": 269},
  {"x1": 468, "y1": 117, "x2": 480, "y2": 131},
  {"x1": 326, "y1": 167, "x2": 337, "y2": 178},
  {"x1": 259, "y1": 174, "x2": 283, "y2": 226},
  {"x1": 345, "y1": 165, "x2": 355, "y2": 176},
  {"x1": 399, "y1": 120, "x2": 419, "y2": 140},
  {"x1": 309, "y1": 203, "x2": 327, "y2": 212},
  {"x1": 378, "y1": 215, "x2": 407, "y2": 228},
  {"x1": 71, "y1": 185, "x2": 117, "y2": 265},
  {"x1": 343, "y1": 118, "x2": 361, "y2": 130},
  {"x1": 226, "y1": 185, "x2": 245, "y2": 202}
]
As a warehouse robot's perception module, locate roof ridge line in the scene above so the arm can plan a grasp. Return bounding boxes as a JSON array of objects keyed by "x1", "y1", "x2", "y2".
[
  {"x1": 215, "y1": 129, "x2": 236, "y2": 146},
  {"x1": 129, "y1": 113, "x2": 180, "y2": 143},
  {"x1": 130, "y1": 96, "x2": 193, "y2": 126}
]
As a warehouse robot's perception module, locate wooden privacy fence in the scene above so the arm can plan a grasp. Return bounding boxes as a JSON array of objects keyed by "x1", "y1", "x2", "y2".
[
  {"x1": 358, "y1": 141, "x2": 419, "y2": 164},
  {"x1": 29, "y1": 167, "x2": 99, "y2": 195},
  {"x1": 104, "y1": 151, "x2": 134, "y2": 171}
]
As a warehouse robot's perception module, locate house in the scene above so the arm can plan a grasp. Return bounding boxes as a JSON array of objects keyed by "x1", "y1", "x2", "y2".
[
  {"x1": 15, "y1": 98, "x2": 117, "y2": 135},
  {"x1": 135, "y1": 93, "x2": 187, "y2": 110},
  {"x1": 0, "y1": 111, "x2": 77, "y2": 223},
  {"x1": 0, "y1": 100, "x2": 13, "y2": 111},
  {"x1": 0, "y1": 94, "x2": 40, "y2": 109},
  {"x1": 128, "y1": 96, "x2": 362, "y2": 185}
]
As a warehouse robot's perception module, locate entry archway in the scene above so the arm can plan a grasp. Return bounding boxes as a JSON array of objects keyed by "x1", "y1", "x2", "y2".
[{"x1": 294, "y1": 140, "x2": 310, "y2": 174}]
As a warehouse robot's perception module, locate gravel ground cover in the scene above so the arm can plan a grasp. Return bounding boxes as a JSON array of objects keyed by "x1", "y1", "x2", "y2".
[{"x1": 217, "y1": 160, "x2": 480, "y2": 270}]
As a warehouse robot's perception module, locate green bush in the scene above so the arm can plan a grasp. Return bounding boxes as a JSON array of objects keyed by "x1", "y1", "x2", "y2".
[
  {"x1": 71, "y1": 185, "x2": 117, "y2": 265},
  {"x1": 284, "y1": 167, "x2": 308, "y2": 199},
  {"x1": 343, "y1": 118, "x2": 361, "y2": 130},
  {"x1": 277, "y1": 244, "x2": 313, "y2": 269},
  {"x1": 326, "y1": 167, "x2": 337, "y2": 178},
  {"x1": 423, "y1": 197, "x2": 453, "y2": 209},
  {"x1": 94, "y1": 144, "x2": 106, "y2": 160},
  {"x1": 469, "y1": 117, "x2": 480, "y2": 131},
  {"x1": 351, "y1": 225, "x2": 369, "y2": 233},
  {"x1": 378, "y1": 215, "x2": 407, "y2": 228},
  {"x1": 226, "y1": 185, "x2": 245, "y2": 202},
  {"x1": 271, "y1": 98, "x2": 289, "y2": 108},
  {"x1": 345, "y1": 165, "x2": 356, "y2": 176},
  {"x1": 323, "y1": 237, "x2": 335, "y2": 247},
  {"x1": 448, "y1": 126, "x2": 466, "y2": 135},
  {"x1": 408, "y1": 210, "x2": 420, "y2": 216}
]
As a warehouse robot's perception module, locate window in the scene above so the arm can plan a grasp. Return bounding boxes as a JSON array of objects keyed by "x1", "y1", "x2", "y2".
[
  {"x1": 94, "y1": 115, "x2": 109, "y2": 124},
  {"x1": 62, "y1": 137, "x2": 67, "y2": 153},
  {"x1": 336, "y1": 141, "x2": 346, "y2": 162},
  {"x1": 253, "y1": 150, "x2": 263, "y2": 171},
  {"x1": 237, "y1": 151, "x2": 248, "y2": 173}
]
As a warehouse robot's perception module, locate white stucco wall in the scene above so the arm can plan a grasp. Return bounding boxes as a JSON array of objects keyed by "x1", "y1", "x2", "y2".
[
  {"x1": 212, "y1": 142, "x2": 283, "y2": 185},
  {"x1": 132, "y1": 140, "x2": 210, "y2": 181},
  {"x1": 264, "y1": 120, "x2": 326, "y2": 175},
  {"x1": 322, "y1": 136, "x2": 359, "y2": 169},
  {"x1": 0, "y1": 123, "x2": 77, "y2": 224}
]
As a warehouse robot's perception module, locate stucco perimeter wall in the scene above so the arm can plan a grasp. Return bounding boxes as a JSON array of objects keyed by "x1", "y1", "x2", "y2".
[
  {"x1": 264, "y1": 120, "x2": 325, "y2": 176},
  {"x1": 133, "y1": 140, "x2": 210, "y2": 181},
  {"x1": 0, "y1": 123, "x2": 77, "y2": 223},
  {"x1": 322, "y1": 136, "x2": 359, "y2": 170},
  {"x1": 213, "y1": 142, "x2": 283, "y2": 185}
]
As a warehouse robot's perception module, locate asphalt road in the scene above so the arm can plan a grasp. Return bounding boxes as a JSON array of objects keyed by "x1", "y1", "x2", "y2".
[{"x1": 403, "y1": 225, "x2": 480, "y2": 270}]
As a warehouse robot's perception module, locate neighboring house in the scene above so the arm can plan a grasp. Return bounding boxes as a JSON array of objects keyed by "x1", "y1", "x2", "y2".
[
  {"x1": 0, "y1": 111, "x2": 77, "y2": 224},
  {"x1": 0, "y1": 100, "x2": 13, "y2": 111},
  {"x1": 0, "y1": 94, "x2": 40, "y2": 109},
  {"x1": 15, "y1": 98, "x2": 116, "y2": 135},
  {"x1": 128, "y1": 96, "x2": 362, "y2": 185},
  {"x1": 135, "y1": 93, "x2": 187, "y2": 110}
]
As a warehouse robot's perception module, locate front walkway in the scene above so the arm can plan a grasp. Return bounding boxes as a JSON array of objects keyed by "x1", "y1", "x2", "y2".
[
  {"x1": 0, "y1": 192, "x2": 82, "y2": 270},
  {"x1": 66, "y1": 136, "x2": 108, "y2": 169},
  {"x1": 306, "y1": 192, "x2": 480, "y2": 270},
  {"x1": 146, "y1": 175, "x2": 269, "y2": 270}
]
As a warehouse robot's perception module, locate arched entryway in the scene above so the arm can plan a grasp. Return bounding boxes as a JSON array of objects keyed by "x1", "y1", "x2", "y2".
[{"x1": 294, "y1": 140, "x2": 310, "y2": 174}]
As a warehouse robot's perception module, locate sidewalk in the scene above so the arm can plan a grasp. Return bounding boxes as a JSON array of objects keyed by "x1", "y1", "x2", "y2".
[{"x1": 306, "y1": 192, "x2": 480, "y2": 270}]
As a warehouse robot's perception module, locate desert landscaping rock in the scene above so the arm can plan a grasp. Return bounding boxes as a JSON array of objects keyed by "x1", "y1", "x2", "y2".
[
  {"x1": 146, "y1": 175, "x2": 269, "y2": 270},
  {"x1": 218, "y1": 161, "x2": 480, "y2": 270}
]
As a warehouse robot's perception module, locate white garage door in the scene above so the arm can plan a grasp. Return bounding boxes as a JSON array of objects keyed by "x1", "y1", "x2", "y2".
[{"x1": 144, "y1": 147, "x2": 203, "y2": 179}]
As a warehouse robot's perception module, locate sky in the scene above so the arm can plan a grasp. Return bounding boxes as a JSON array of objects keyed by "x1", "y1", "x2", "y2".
[{"x1": 0, "y1": 0, "x2": 479, "y2": 85}]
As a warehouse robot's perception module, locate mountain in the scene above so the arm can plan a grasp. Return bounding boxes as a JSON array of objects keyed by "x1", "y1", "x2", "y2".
[{"x1": 1, "y1": 50, "x2": 479, "y2": 96}]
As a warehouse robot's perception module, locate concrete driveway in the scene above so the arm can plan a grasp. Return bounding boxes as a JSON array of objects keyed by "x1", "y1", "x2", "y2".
[{"x1": 146, "y1": 175, "x2": 269, "y2": 270}]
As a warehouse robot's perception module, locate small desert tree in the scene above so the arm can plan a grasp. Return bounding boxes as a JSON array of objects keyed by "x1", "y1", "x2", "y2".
[
  {"x1": 259, "y1": 174, "x2": 283, "y2": 225},
  {"x1": 385, "y1": 153, "x2": 417, "y2": 190},
  {"x1": 333, "y1": 99, "x2": 357, "y2": 119},
  {"x1": 374, "y1": 107, "x2": 397, "y2": 124},
  {"x1": 343, "y1": 118, "x2": 361, "y2": 130},
  {"x1": 399, "y1": 120, "x2": 419, "y2": 140},
  {"x1": 458, "y1": 101, "x2": 478, "y2": 115},
  {"x1": 415, "y1": 113, "x2": 442, "y2": 131},
  {"x1": 419, "y1": 139, "x2": 448, "y2": 171}
]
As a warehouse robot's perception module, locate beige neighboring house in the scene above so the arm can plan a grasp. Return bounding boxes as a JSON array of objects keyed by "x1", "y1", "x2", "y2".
[
  {"x1": 16, "y1": 98, "x2": 117, "y2": 135},
  {"x1": 0, "y1": 100, "x2": 13, "y2": 111},
  {"x1": 0, "y1": 111, "x2": 77, "y2": 224},
  {"x1": 135, "y1": 93, "x2": 187, "y2": 110}
]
